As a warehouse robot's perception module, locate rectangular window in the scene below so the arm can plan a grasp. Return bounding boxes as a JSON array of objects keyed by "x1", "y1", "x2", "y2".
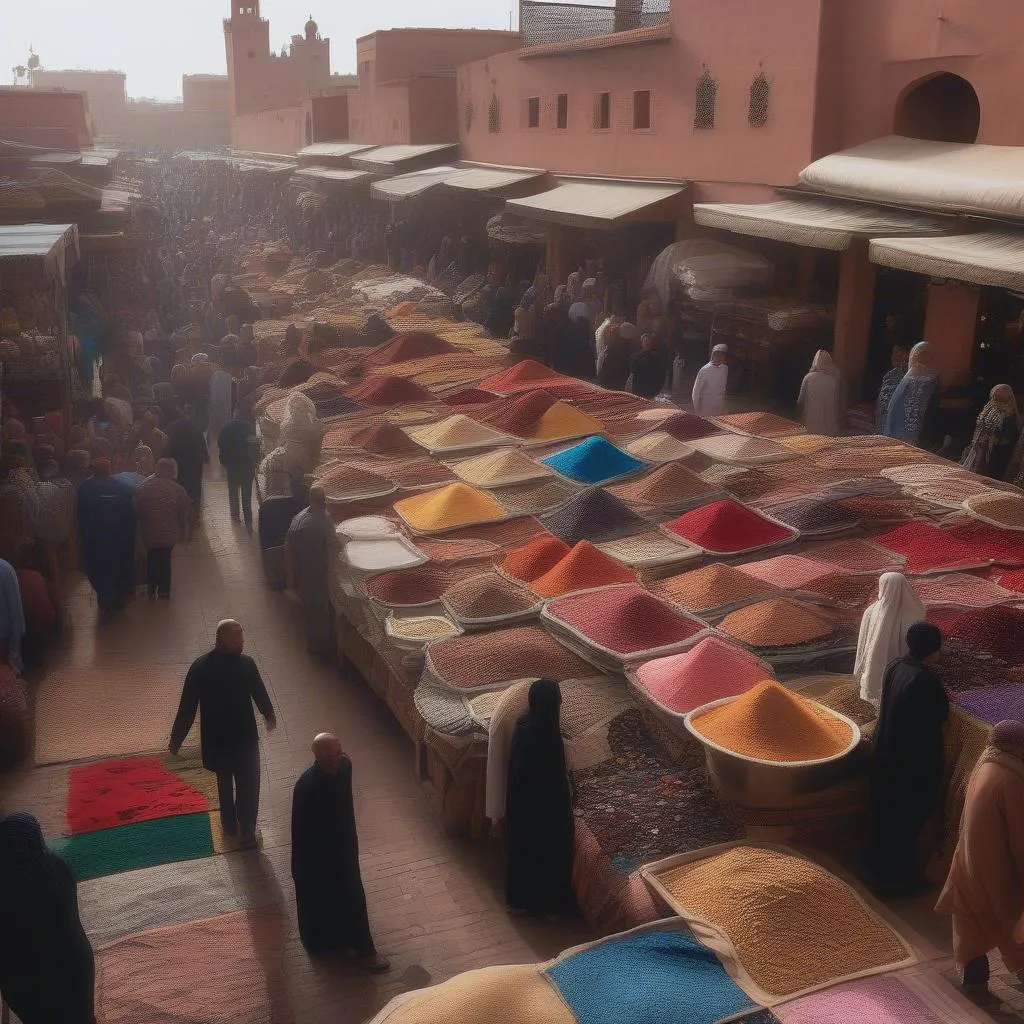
[
  {"x1": 556, "y1": 93, "x2": 568, "y2": 129},
  {"x1": 527, "y1": 96, "x2": 540, "y2": 129},
  {"x1": 593, "y1": 91, "x2": 611, "y2": 130},
  {"x1": 633, "y1": 89, "x2": 652, "y2": 130}
]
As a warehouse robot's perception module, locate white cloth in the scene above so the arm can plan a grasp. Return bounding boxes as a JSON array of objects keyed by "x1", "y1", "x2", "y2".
[
  {"x1": 798, "y1": 354, "x2": 844, "y2": 436},
  {"x1": 691, "y1": 361, "x2": 728, "y2": 417},
  {"x1": 594, "y1": 317, "x2": 616, "y2": 362},
  {"x1": 484, "y1": 679, "x2": 532, "y2": 823},
  {"x1": 567, "y1": 301, "x2": 590, "y2": 324},
  {"x1": 854, "y1": 572, "x2": 926, "y2": 706}
]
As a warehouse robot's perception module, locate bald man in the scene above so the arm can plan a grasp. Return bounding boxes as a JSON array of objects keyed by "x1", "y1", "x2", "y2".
[
  {"x1": 291, "y1": 733, "x2": 389, "y2": 972},
  {"x1": 170, "y1": 620, "x2": 276, "y2": 847}
]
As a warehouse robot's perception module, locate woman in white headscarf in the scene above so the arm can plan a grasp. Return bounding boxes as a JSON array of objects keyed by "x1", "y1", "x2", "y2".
[
  {"x1": 279, "y1": 392, "x2": 324, "y2": 472},
  {"x1": 797, "y1": 349, "x2": 845, "y2": 436},
  {"x1": 855, "y1": 572, "x2": 927, "y2": 707}
]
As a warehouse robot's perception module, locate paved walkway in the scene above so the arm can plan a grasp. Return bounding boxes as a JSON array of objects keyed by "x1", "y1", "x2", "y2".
[{"x1": 0, "y1": 469, "x2": 590, "y2": 1023}]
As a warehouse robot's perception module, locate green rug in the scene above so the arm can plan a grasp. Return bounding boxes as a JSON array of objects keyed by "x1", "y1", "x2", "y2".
[{"x1": 51, "y1": 812, "x2": 215, "y2": 881}]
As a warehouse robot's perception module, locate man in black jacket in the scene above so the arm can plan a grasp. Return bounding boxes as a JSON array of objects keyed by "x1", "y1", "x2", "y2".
[
  {"x1": 218, "y1": 409, "x2": 259, "y2": 534},
  {"x1": 291, "y1": 732, "x2": 390, "y2": 972},
  {"x1": 169, "y1": 619, "x2": 276, "y2": 848}
]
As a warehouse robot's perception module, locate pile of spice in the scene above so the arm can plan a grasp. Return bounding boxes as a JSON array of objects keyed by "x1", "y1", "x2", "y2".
[
  {"x1": 500, "y1": 535, "x2": 572, "y2": 582},
  {"x1": 875, "y1": 522, "x2": 992, "y2": 574},
  {"x1": 653, "y1": 563, "x2": 780, "y2": 615},
  {"x1": 660, "y1": 413, "x2": 721, "y2": 442},
  {"x1": 946, "y1": 520, "x2": 1024, "y2": 566},
  {"x1": 720, "y1": 599, "x2": 838, "y2": 648},
  {"x1": 450, "y1": 448, "x2": 553, "y2": 487},
  {"x1": 607, "y1": 462, "x2": 722, "y2": 512},
  {"x1": 737, "y1": 554, "x2": 835, "y2": 590},
  {"x1": 442, "y1": 387, "x2": 496, "y2": 406},
  {"x1": 440, "y1": 571, "x2": 541, "y2": 624},
  {"x1": 323, "y1": 419, "x2": 419, "y2": 456},
  {"x1": 634, "y1": 635, "x2": 774, "y2": 715},
  {"x1": 761, "y1": 498, "x2": 860, "y2": 537},
  {"x1": 948, "y1": 606, "x2": 1024, "y2": 666},
  {"x1": 525, "y1": 402, "x2": 605, "y2": 443},
  {"x1": 965, "y1": 491, "x2": 1024, "y2": 530},
  {"x1": 999, "y1": 568, "x2": 1024, "y2": 592},
  {"x1": 623, "y1": 431, "x2": 696, "y2": 464},
  {"x1": 664, "y1": 499, "x2": 796, "y2": 555},
  {"x1": 440, "y1": 516, "x2": 549, "y2": 551},
  {"x1": 778, "y1": 433, "x2": 832, "y2": 454},
  {"x1": 394, "y1": 483, "x2": 508, "y2": 533},
  {"x1": 479, "y1": 359, "x2": 573, "y2": 394},
  {"x1": 807, "y1": 538, "x2": 906, "y2": 574},
  {"x1": 363, "y1": 331, "x2": 455, "y2": 366},
  {"x1": 471, "y1": 390, "x2": 558, "y2": 434},
  {"x1": 817, "y1": 683, "x2": 878, "y2": 728},
  {"x1": 955, "y1": 683, "x2": 1024, "y2": 725},
  {"x1": 773, "y1": 974, "x2": 949, "y2": 1024},
  {"x1": 801, "y1": 572, "x2": 879, "y2": 609},
  {"x1": 650, "y1": 845, "x2": 909, "y2": 999},
  {"x1": 913, "y1": 477, "x2": 1000, "y2": 509},
  {"x1": 361, "y1": 563, "x2": 480, "y2": 606},
  {"x1": 542, "y1": 436, "x2": 645, "y2": 485},
  {"x1": 425, "y1": 624, "x2": 593, "y2": 691},
  {"x1": 690, "y1": 680, "x2": 853, "y2": 761},
  {"x1": 488, "y1": 479, "x2": 579, "y2": 515},
  {"x1": 528, "y1": 541, "x2": 637, "y2": 597},
  {"x1": 405, "y1": 414, "x2": 512, "y2": 452},
  {"x1": 414, "y1": 536, "x2": 498, "y2": 564},
  {"x1": 691, "y1": 434, "x2": 795, "y2": 465},
  {"x1": 317, "y1": 463, "x2": 395, "y2": 502},
  {"x1": 545, "y1": 584, "x2": 708, "y2": 660},
  {"x1": 700, "y1": 464, "x2": 772, "y2": 502},
  {"x1": 540, "y1": 487, "x2": 648, "y2": 544},
  {"x1": 344, "y1": 375, "x2": 435, "y2": 406},
  {"x1": 713, "y1": 411, "x2": 806, "y2": 437},
  {"x1": 834, "y1": 495, "x2": 923, "y2": 524},
  {"x1": 933, "y1": 636, "x2": 1017, "y2": 694},
  {"x1": 880, "y1": 463, "x2": 952, "y2": 487},
  {"x1": 377, "y1": 456, "x2": 456, "y2": 489},
  {"x1": 913, "y1": 573, "x2": 1016, "y2": 609},
  {"x1": 384, "y1": 615, "x2": 461, "y2": 645},
  {"x1": 595, "y1": 529, "x2": 702, "y2": 571},
  {"x1": 570, "y1": 710, "x2": 743, "y2": 872}
]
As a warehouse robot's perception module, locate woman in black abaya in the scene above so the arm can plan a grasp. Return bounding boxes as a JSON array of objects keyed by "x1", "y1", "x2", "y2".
[
  {"x1": 0, "y1": 812, "x2": 96, "y2": 1023},
  {"x1": 505, "y1": 679, "x2": 575, "y2": 914}
]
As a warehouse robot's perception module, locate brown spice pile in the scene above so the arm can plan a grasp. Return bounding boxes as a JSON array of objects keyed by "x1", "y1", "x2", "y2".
[{"x1": 441, "y1": 571, "x2": 540, "y2": 620}]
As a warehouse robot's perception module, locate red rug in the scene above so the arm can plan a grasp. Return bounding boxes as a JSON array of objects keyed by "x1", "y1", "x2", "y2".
[{"x1": 67, "y1": 757, "x2": 210, "y2": 834}]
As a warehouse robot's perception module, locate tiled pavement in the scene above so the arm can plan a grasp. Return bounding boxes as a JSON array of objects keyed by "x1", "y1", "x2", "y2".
[{"x1": 2, "y1": 465, "x2": 1024, "y2": 1022}]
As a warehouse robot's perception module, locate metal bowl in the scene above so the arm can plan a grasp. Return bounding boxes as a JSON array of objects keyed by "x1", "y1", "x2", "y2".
[{"x1": 684, "y1": 694, "x2": 862, "y2": 807}]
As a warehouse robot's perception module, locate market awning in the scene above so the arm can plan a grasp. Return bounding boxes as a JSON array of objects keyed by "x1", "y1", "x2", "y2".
[
  {"x1": 692, "y1": 196, "x2": 950, "y2": 250},
  {"x1": 350, "y1": 143, "x2": 459, "y2": 173},
  {"x1": 506, "y1": 178, "x2": 684, "y2": 230},
  {"x1": 800, "y1": 135, "x2": 1024, "y2": 219},
  {"x1": 444, "y1": 165, "x2": 546, "y2": 195},
  {"x1": 869, "y1": 231, "x2": 1024, "y2": 291},
  {"x1": 293, "y1": 167, "x2": 374, "y2": 189},
  {"x1": 297, "y1": 142, "x2": 374, "y2": 166},
  {"x1": 371, "y1": 166, "x2": 459, "y2": 201},
  {"x1": 0, "y1": 223, "x2": 79, "y2": 285}
]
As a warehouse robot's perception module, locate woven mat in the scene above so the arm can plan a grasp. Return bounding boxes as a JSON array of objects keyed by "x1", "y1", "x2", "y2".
[
  {"x1": 96, "y1": 907, "x2": 292, "y2": 1024},
  {"x1": 67, "y1": 750, "x2": 217, "y2": 834},
  {"x1": 642, "y1": 843, "x2": 915, "y2": 1004},
  {"x1": 34, "y1": 662, "x2": 190, "y2": 765},
  {"x1": 51, "y1": 811, "x2": 214, "y2": 881}
]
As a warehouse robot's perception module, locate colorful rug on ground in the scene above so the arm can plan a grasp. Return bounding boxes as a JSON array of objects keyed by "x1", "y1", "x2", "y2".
[
  {"x1": 66, "y1": 750, "x2": 216, "y2": 833},
  {"x1": 96, "y1": 906, "x2": 292, "y2": 1024},
  {"x1": 51, "y1": 811, "x2": 214, "y2": 881}
]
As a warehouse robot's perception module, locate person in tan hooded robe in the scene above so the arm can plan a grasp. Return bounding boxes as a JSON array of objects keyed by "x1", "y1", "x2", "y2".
[{"x1": 936, "y1": 719, "x2": 1024, "y2": 988}]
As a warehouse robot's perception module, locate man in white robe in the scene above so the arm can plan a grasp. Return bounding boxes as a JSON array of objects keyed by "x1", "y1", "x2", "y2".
[{"x1": 691, "y1": 343, "x2": 729, "y2": 417}]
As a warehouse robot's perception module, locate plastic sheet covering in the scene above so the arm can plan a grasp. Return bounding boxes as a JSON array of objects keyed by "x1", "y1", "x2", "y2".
[{"x1": 642, "y1": 239, "x2": 773, "y2": 305}]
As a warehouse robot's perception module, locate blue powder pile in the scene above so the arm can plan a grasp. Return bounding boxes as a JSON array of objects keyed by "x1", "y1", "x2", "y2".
[
  {"x1": 542, "y1": 436, "x2": 645, "y2": 485},
  {"x1": 546, "y1": 925, "x2": 759, "y2": 1024}
]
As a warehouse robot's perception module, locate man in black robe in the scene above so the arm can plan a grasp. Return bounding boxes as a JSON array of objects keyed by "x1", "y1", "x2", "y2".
[
  {"x1": 76, "y1": 459, "x2": 136, "y2": 613},
  {"x1": 871, "y1": 620, "x2": 949, "y2": 896},
  {"x1": 169, "y1": 619, "x2": 276, "y2": 848},
  {"x1": 291, "y1": 733, "x2": 390, "y2": 972},
  {"x1": 166, "y1": 405, "x2": 209, "y2": 514}
]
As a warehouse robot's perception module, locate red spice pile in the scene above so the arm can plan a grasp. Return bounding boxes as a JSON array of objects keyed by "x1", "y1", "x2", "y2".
[
  {"x1": 471, "y1": 390, "x2": 559, "y2": 435},
  {"x1": 998, "y1": 569, "x2": 1024, "y2": 592},
  {"x1": 875, "y1": 522, "x2": 991, "y2": 574},
  {"x1": 661, "y1": 413, "x2": 721, "y2": 442},
  {"x1": 948, "y1": 606, "x2": 1024, "y2": 666},
  {"x1": 379, "y1": 457, "x2": 456, "y2": 488},
  {"x1": 364, "y1": 332, "x2": 455, "y2": 366},
  {"x1": 664, "y1": 499, "x2": 794, "y2": 554},
  {"x1": 362, "y1": 565, "x2": 454, "y2": 605},
  {"x1": 547, "y1": 585, "x2": 706, "y2": 655},
  {"x1": 479, "y1": 359, "x2": 571, "y2": 394},
  {"x1": 530, "y1": 541, "x2": 636, "y2": 597},
  {"x1": 946, "y1": 521, "x2": 1024, "y2": 568},
  {"x1": 439, "y1": 517, "x2": 550, "y2": 550},
  {"x1": 324, "y1": 419, "x2": 419, "y2": 456},
  {"x1": 345, "y1": 376, "x2": 435, "y2": 406},
  {"x1": 501, "y1": 535, "x2": 571, "y2": 582}
]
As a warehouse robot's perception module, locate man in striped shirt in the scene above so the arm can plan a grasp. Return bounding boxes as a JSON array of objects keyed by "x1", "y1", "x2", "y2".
[{"x1": 134, "y1": 459, "x2": 190, "y2": 600}]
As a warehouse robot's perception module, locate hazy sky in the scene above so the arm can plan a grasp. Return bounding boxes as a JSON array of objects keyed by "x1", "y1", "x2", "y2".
[{"x1": 3, "y1": 0, "x2": 518, "y2": 100}]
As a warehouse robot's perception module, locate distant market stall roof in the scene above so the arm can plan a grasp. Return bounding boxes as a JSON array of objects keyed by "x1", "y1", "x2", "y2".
[
  {"x1": 870, "y1": 231, "x2": 1024, "y2": 292},
  {"x1": 293, "y1": 166, "x2": 375, "y2": 190},
  {"x1": 0, "y1": 222, "x2": 79, "y2": 285},
  {"x1": 350, "y1": 143, "x2": 459, "y2": 173}
]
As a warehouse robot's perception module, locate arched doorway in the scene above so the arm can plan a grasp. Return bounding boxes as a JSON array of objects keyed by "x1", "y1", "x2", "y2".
[{"x1": 895, "y1": 73, "x2": 980, "y2": 144}]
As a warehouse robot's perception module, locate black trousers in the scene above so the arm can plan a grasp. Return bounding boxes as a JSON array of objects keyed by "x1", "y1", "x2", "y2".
[
  {"x1": 226, "y1": 463, "x2": 254, "y2": 527},
  {"x1": 215, "y1": 743, "x2": 261, "y2": 838},
  {"x1": 145, "y1": 546, "x2": 174, "y2": 598}
]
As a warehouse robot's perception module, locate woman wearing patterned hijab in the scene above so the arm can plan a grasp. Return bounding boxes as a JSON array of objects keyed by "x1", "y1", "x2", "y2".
[
  {"x1": 0, "y1": 812, "x2": 95, "y2": 1022},
  {"x1": 961, "y1": 384, "x2": 1019, "y2": 479}
]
